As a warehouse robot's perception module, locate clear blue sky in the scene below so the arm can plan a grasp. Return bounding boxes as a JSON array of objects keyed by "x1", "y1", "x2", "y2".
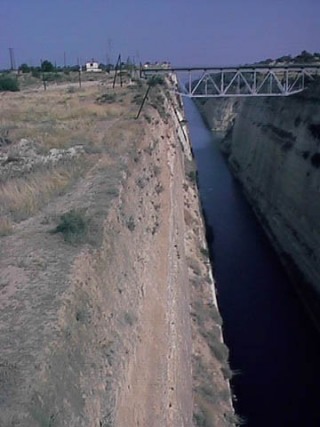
[{"x1": 1, "y1": 0, "x2": 319, "y2": 68}]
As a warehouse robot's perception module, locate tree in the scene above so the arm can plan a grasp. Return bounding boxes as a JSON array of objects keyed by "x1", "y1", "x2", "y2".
[
  {"x1": 19, "y1": 63, "x2": 30, "y2": 73},
  {"x1": 294, "y1": 50, "x2": 314, "y2": 63},
  {"x1": 278, "y1": 55, "x2": 292, "y2": 63},
  {"x1": 41, "y1": 60, "x2": 54, "y2": 72}
]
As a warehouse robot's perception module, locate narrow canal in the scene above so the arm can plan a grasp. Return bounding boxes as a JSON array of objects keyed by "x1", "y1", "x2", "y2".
[{"x1": 184, "y1": 98, "x2": 320, "y2": 426}]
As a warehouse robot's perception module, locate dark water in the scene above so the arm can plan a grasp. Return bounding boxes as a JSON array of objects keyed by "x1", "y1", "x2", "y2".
[{"x1": 184, "y1": 99, "x2": 320, "y2": 427}]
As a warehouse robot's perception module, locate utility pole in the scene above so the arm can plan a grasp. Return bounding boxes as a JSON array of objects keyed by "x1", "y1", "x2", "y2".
[
  {"x1": 64, "y1": 52, "x2": 66, "y2": 69},
  {"x1": 113, "y1": 54, "x2": 123, "y2": 88},
  {"x1": 108, "y1": 38, "x2": 113, "y2": 65},
  {"x1": 9, "y1": 48, "x2": 16, "y2": 71},
  {"x1": 42, "y1": 73, "x2": 47, "y2": 91},
  {"x1": 135, "y1": 84, "x2": 151, "y2": 119},
  {"x1": 78, "y1": 58, "x2": 82, "y2": 88},
  {"x1": 136, "y1": 50, "x2": 140, "y2": 66}
]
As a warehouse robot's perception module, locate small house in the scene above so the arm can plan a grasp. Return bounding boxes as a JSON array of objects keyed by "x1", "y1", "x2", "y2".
[{"x1": 85, "y1": 61, "x2": 101, "y2": 72}]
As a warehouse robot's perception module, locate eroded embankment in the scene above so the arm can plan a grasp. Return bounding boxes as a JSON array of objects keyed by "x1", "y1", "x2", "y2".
[
  {"x1": 0, "y1": 79, "x2": 234, "y2": 426},
  {"x1": 197, "y1": 81, "x2": 320, "y2": 319}
]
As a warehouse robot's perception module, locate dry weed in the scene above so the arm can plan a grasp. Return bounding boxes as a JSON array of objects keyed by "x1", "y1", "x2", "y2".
[
  {"x1": 0, "y1": 86, "x2": 128, "y2": 153},
  {"x1": 0, "y1": 216, "x2": 13, "y2": 236},
  {"x1": 0, "y1": 82, "x2": 142, "y2": 224},
  {"x1": 0, "y1": 160, "x2": 88, "y2": 221}
]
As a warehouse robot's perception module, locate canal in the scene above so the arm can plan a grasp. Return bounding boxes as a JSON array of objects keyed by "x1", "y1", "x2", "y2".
[{"x1": 184, "y1": 98, "x2": 320, "y2": 426}]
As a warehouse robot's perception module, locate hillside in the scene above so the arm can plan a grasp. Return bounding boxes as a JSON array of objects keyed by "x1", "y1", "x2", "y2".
[{"x1": 0, "y1": 76, "x2": 235, "y2": 426}]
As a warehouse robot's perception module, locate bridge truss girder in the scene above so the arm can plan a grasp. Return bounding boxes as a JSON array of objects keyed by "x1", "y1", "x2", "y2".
[
  {"x1": 184, "y1": 67, "x2": 316, "y2": 98},
  {"x1": 141, "y1": 65, "x2": 320, "y2": 98}
]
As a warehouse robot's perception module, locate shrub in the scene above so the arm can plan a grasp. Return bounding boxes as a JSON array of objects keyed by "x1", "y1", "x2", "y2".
[
  {"x1": 41, "y1": 60, "x2": 54, "y2": 72},
  {"x1": 132, "y1": 93, "x2": 143, "y2": 105},
  {"x1": 66, "y1": 86, "x2": 76, "y2": 94},
  {"x1": 200, "y1": 247, "x2": 209, "y2": 258},
  {"x1": 31, "y1": 68, "x2": 41, "y2": 78},
  {"x1": 221, "y1": 365, "x2": 234, "y2": 380},
  {"x1": 0, "y1": 75, "x2": 19, "y2": 92},
  {"x1": 43, "y1": 72, "x2": 61, "y2": 82},
  {"x1": 155, "y1": 183, "x2": 163, "y2": 194},
  {"x1": 124, "y1": 312, "x2": 136, "y2": 326},
  {"x1": 187, "y1": 170, "x2": 197, "y2": 182},
  {"x1": 53, "y1": 210, "x2": 88, "y2": 243},
  {"x1": 126, "y1": 216, "x2": 135, "y2": 231},
  {"x1": 148, "y1": 75, "x2": 164, "y2": 87},
  {"x1": 193, "y1": 411, "x2": 208, "y2": 427},
  {"x1": 144, "y1": 114, "x2": 152, "y2": 123},
  {"x1": 96, "y1": 93, "x2": 117, "y2": 104},
  {"x1": 19, "y1": 63, "x2": 30, "y2": 73}
]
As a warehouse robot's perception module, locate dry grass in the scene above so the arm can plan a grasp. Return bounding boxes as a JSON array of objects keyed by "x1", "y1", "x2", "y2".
[
  {"x1": 0, "y1": 79, "x2": 145, "y2": 228},
  {"x1": 0, "y1": 84, "x2": 133, "y2": 151},
  {"x1": 0, "y1": 216, "x2": 13, "y2": 236},
  {"x1": 0, "y1": 161, "x2": 87, "y2": 221}
]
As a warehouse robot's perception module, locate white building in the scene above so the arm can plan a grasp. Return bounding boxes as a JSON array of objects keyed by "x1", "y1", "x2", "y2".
[{"x1": 85, "y1": 61, "x2": 101, "y2": 72}]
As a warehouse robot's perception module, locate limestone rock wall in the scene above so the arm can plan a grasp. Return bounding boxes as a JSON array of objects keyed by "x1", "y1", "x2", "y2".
[{"x1": 199, "y1": 81, "x2": 320, "y2": 295}]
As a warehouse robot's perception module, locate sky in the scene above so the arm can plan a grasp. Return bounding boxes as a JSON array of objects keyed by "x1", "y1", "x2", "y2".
[{"x1": 1, "y1": 0, "x2": 320, "y2": 69}]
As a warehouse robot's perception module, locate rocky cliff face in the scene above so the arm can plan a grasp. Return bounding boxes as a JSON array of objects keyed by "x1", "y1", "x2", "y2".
[{"x1": 198, "y1": 80, "x2": 320, "y2": 302}]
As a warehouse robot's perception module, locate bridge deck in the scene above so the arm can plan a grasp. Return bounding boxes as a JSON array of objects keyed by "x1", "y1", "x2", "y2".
[{"x1": 142, "y1": 64, "x2": 320, "y2": 72}]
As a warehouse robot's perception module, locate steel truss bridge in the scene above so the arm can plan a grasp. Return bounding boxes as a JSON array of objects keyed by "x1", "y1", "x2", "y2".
[{"x1": 141, "y1": 64, "x2": 320, "y2": 97}]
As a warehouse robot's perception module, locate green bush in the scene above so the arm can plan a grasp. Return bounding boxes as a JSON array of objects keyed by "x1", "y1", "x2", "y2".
[
  {"x1": 43, "y1": 72, "x2": 61, "y2": 82},
  {"x1": 41, "y1": 60, "x2": 54, "y2": 72},
  {"x1": 187, "y1": 170, "x2": 197, "y2": 182},
  {"x1": 193, "y1": 411, "x2": 207, "y2": 426},
  {"x1": 0, "y1": 75, "x2": 19, "y2": 92},
  {"x1": 19, "y1": 63, "x2": 30, "y2": 73},
  {"x1": 31, "y1": 68, "x2": 41, "y2": 78},
  {"x1": 148, "y1": 75, "x2": 164, "y2": 87},
  {"x1": 53, "y1": 210, "x2": 88, "y2": 243}
]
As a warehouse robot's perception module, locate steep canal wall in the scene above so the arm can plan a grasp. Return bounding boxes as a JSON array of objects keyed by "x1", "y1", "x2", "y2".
[
  {"x1": 197, "y1": 80, "x2": 320, "y2": 310},
  {"x1": 153, "y1": 76, "x2": 237, "y2": 426},
  {"x1": 113, "y1": 79, "x2": 237, "y2": 427}
]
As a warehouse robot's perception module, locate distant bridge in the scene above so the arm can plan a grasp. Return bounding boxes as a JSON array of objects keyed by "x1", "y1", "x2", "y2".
[{"x1": 141, "y1": 64, "x2": 320, "y2": 97}]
